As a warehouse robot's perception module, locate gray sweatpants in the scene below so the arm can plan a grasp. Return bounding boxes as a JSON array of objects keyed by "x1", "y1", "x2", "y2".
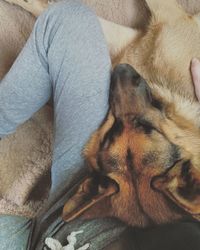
[{"x1": 0, "y1": 1, "x2": 125, "y2": 249}]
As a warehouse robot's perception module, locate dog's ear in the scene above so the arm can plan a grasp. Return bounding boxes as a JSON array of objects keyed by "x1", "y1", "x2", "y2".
[
  {"x1": 145, "y1": 0, "x2": 185, "y2": 22},
  {"x1": 62, "y1": 175, "x2": 118, "y2": 222},
  {"x1": 98, "y1": 18, "x2": 140, "y2": 59},
  {"x1": 153, "y1": 160, "x2": 200, "y2": 216}
]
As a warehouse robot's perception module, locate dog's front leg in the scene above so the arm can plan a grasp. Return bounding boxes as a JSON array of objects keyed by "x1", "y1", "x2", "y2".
[{"x1": 4, "y1": 0, "x2": 49, "y2": 17}]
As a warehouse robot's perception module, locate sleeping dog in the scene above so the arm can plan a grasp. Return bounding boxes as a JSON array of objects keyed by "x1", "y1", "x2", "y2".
[
  {"x1": 63, "y1": 0, "x2": 200, "y2": 226},
  {"x1": 4, "y1": 0, "x2": 200, "y2": 226}
]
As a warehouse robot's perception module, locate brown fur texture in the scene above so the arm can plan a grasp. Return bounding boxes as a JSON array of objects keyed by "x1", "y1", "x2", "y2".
[
  {"x1": 1, "y1": 0, "x2": 200, "y2": 219},
  {"x1": 62, "y1": 0, "x2": 200, "y2": 227}
]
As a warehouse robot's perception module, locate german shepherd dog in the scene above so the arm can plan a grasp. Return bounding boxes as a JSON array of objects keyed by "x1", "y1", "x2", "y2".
[
  {"x1": 62, "y1": 0, "x2": 200, "y2": 226},
  {"x1": 6, "y1": 0, "x2": 200, "y2": 227}
]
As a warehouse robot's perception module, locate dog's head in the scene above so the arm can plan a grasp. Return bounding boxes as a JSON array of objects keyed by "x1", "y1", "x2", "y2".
[
  {"x1": 62, "y1": 64, "x2": 200, "y2": 226},
  {"x1": 62, "y1": 0, "x2": 200, "y2": 226}
]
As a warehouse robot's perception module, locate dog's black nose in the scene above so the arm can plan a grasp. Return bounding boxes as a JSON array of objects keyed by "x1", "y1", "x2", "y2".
[
  {"x1": 109, "y1": 64, "x2": 152, "y2": 118},
  {"x1": 111, "y1": 64, "x2": 141, "y2": 87}
]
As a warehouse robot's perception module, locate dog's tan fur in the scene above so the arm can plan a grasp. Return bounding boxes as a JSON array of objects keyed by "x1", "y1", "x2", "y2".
[
  {"x1": 62, "y1": 0, "x2": 200, "y2": 227},
  {"x1": 1, "y1": 0, "x2": 200, "y2": 220}
]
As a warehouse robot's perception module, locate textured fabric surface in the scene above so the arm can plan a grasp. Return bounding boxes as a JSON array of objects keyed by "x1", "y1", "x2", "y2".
[{"x1": 0, "y1": 215, "x2": 32, "y2": 250}]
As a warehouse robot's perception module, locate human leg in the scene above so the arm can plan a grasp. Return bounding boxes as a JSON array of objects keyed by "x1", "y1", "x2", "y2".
[
  {"x1": 42, "y1": 0, "x2": 111, "y2": 199},
  {"x1": 0, "y1": 0, "x2": 126, "y2": 249},
  {"x1": 28, "y1": 1, "x2": 126, "y2": 248},
  {"x1": 0, "y1": 215, "x2": 32, "y2": 250},
  {"x1": 28, "y1": 1, "x2": 127, "y2": 248},
  {"x1": 0, "y1": 0, "x2": 110, "y2": 199}
]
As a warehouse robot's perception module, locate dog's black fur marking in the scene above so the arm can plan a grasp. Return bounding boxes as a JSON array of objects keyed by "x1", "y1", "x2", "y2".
[{"x1": 100, "y1": 118, "x2": 124, "y2": 150}]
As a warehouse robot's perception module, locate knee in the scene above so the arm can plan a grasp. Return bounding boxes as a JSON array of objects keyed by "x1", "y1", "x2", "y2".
[
  {"x1": 34, "y1": 0, "x2": 102, "y2": 49},
  {"x1": 40, "y1": 0, "x2": 98, "y2": 30}
]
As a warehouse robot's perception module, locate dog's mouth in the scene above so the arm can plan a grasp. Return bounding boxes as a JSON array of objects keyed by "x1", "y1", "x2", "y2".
[{"x1": 62, "y1": 173, "x2": 119, "y2": 222}]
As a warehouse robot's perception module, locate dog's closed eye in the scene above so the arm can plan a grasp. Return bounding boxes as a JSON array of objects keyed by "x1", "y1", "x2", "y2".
[
  {"x1": 151, "y1": 98, "x2": 163, "y2": 111},
  {"x1": 132, "y1": 117, "x2": 155, "y2": 134}
]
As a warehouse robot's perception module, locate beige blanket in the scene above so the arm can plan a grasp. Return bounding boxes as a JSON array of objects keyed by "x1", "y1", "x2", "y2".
[{"x1": 1, "y1": 0, "x2": 200, "y2": 218}]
